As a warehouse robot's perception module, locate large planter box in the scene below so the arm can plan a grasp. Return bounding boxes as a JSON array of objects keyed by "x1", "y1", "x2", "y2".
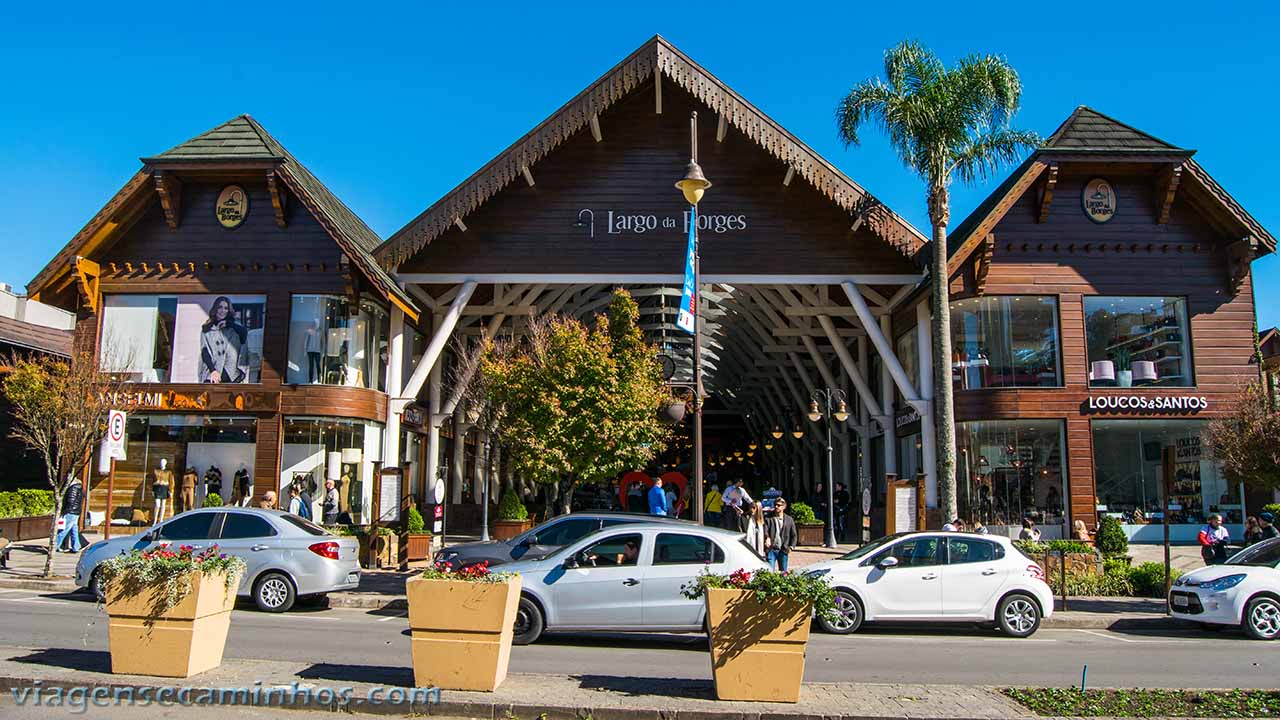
[
  {"x1": 405, "y1": 576, "x2": 522, "y2": 691},
  {"x1": 401, "y1": 533, "x2": 433, "y2": 563},
  {"x1": 796, "y1": 524, "x2": 825, "y2": 547},
  {"x1": 0, "y1": 514, "x2": 54, "y2": 542},
  {"x1": 1032, "y1": 551, "x2": 1102, "y2": 577},
  {"x1": 705, "y1": 587, "x2": 811, "y2": 702},
  {"x1": 492, "y1": 519, "x2": 532, "y2": 541},
  {"x1": 105, "y1": 570, "x2": 239, "y2": 678},
  {"x1": 359, "y1": 533, "x2": 400, "y2": 569}
]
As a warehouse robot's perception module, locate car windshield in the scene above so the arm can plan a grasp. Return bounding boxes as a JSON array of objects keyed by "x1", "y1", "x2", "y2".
[
  {"x1": 1226, "y1": 539, "x2": 1280, "y2": 567},
  {"x1": 837, "y1": 534, "x2": 902, "y2": 562}
]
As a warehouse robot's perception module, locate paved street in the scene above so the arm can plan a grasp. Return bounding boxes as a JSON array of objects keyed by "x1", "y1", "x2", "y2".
[{"x1": 0, "y1": 587, "x2": 1274, "y2": 690}]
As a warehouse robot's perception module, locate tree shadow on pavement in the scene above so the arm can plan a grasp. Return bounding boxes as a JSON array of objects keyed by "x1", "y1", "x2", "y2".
[
  {"x1": 575, "y1": 674, "x2": 714, "y2": 699},
  {"x1": 12, "y1": 647, "x2": 110, "y2": 673},
  {"x1": 299, "y1": 662, "x2": 414, "y2": 687}
]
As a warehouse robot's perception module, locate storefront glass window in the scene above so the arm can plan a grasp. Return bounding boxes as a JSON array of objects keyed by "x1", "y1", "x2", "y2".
[
  {"x1": 956, "y1": 419, "x2": 1067, "y2": 537},
  {"x1": 895, "y1": 330, "x2": 918, "y2": 405},
  {"x1": 1092, "y1": 419, "x2": 1241, "y2": 542},
  {"x1": 950, "y1": 296, "x2": 1060, "y2": 389},
  {"x1": 101, "y1": 294, "x2": 265, "y2": 383},
  {"x1": 401, "y1": 324, "x2": 426, "y2": 390},
  {"x1": 280, "y1": 416, "x2": 384, "y2": 525},
  {"x1": 1085, "y1": 296, "x2": 1192, "y2": 387},
  {"x1": 286, "y1": 295, "x2": 390, "y2": 390},
  {"x1": 897, "y1": 432, "x2": 922, "y2": 483}
]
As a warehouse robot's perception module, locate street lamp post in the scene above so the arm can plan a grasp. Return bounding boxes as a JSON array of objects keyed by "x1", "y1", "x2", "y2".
[
  {"x1": 675, "y1": 111, "x2": 712, "y2": 524},
  {"x1": 808, "y1": 388, "x2": 850, "y2": 548},
  {"x1": 480, "y1": 432, "x2": 492, "y2": 542}
]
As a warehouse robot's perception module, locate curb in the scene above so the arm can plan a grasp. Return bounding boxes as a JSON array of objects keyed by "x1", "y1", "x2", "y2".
[{"x1": 0, "y1": 578, "x2": 77, "y2": 593}]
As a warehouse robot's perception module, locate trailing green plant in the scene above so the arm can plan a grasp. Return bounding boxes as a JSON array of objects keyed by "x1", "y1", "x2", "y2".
[
  {"x1": 1129, "y1": 561, "x2": 1181, "y2": 598},
  {"x1": 202, "y1": 492, "x2": 223, "y2": 508},
  {"x1": 421, "y1": 560, "x2": 515, "y2": 583},
  {"x1": 1014, "y1": 539, "x2": 1094, "y2": 555},
  {"x1": 1095, "y1": 515, "x2": 1129, "y2": 557},
  {"x1": 406, "y1": 507, "x2": 426, "y2": 534},
  {"x1": 788, "y1": 501, "x2": 820, "y2": 526},
  {"x1": 497, "y1": 491, "x2": 529, "y2": 521},
  {"x1": 98, "y1": 544, "x2": 245, "y2": 622},
  {"x1": 681, "y1": 568, "x2": 837, "y2": 621}
]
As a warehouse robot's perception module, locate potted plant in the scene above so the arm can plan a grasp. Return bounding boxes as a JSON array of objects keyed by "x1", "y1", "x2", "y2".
[
  {"x1": 682, "y1": 568, "x2": 835, "y2": 702},
  {"x1": 1113, "y1": 349, "x2": 1133, "y2": 387},
  {"x1": 98, "y1": 544, "x2": 245, "y2": 678},
  {"x1": 789, "y1": 501, "x2": 825, "y2": 546},
  {"x1": 401, "y1": 506, "x2": 432, "y2": 563},
  {"x1": 358, "y1": 525, "x2": 399, "y2": 569},
  {"x1": 493, "y1": 491, "x2": 531, "y2": 540},
  {"x1": 406, "y1": 560, "x2": 521, "y2": 691},
  {"x1": 202, "y1": 493, "x2": 223, "y2": 508}
]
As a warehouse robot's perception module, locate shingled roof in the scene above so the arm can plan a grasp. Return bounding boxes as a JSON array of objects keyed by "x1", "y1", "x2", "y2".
[
  {"x1": 943, "y1": 105, "x2": 1272, "y2": 275},
  {"x1": 0, "y1": 316, "x2": 72, "y2": 357}
]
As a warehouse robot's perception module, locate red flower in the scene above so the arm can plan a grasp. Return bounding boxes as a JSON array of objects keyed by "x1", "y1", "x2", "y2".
[{"x1": 727, "y1": 568, "x2": 753, "y2": 588}]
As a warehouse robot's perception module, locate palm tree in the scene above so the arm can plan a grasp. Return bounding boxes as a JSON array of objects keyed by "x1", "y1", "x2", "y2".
[{"x1": 835, "y1": 40, "x2": 1040, "y2": 523}]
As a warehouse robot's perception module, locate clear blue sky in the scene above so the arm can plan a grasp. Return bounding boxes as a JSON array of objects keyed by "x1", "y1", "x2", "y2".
[{"x1": 3, "y1": 2, "x2": 1278, "y2": 326}]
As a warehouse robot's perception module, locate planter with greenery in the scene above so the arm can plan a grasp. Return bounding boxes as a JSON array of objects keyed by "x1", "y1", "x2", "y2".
[
  {"x1": 1095, "y1": 515, "x2": 1129, "y2": 558},
  {"x1": 202, "y1": 493, "x2": 223, "y2": 508},
  {"x1": 492, "y1": 491, "x2": 531, "y2": 540},
  {"x1": 99, "y1": 544, "x2": 245, "y2": 678},
  {"x1": 356, "y1": 525, "x2": 399, "y2": 569},
  {"x1": 0, "y1": 489, "x2": 55, "y2": 541},
  {"x1": 401, "y1": 507, "x2": 432, "y2": 563},
  {"x1": 1004, "y1": 687, "x2": 1280, "y2": 717},
  {"x1": 406, "y1": 561, "x2": 521, "y2": 691},
  {"x1": 682, "y1": 568, "x2": 835, "y2": 702},
  {"x1": 1014, "y1": 539, "x2": 1102, "y2": 576},
  {"x1": 788, "y1": 502, "x2": 825, "y2": 547}
]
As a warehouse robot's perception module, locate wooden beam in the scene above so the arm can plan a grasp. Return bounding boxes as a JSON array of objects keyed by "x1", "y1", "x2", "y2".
[
  {"x1": 1036, "y1": 163, "x2": 1058, "y2": 224},
  {"x1": 948, "y1": 160, "x2": 1048, "y2": 276},
  {"x1": 716, "y1": 113, "x2": 727, "y2": 142},
  {"x1": 589, "y1": 114, "x2": 602, "y2": 143},
  {"x1": 1226, "y1": 236, "x2": 1257, "y2": 294},
  {"x1": 72, "y1": 256, "x2": 101, "y2": 314},
  {"x1": 974, "y1": 233, "x2": 995, "y2": 295},
  {"x1": 783, "y1": 167, "x2": 795, "y2": 187},
  {"x1": 521, "y1": 165, "x2": 535, "y2": 187},
  {"x1": 1156, "y1": 164, "x2": 1183, "y2": 225},
  {"x1": 654, "y1": 72, "x2": 662, "y2": 114},
  {"x1": 266, "y1": 172, "x2": 288, "y2": 228},
  {"x1": 153, "y1": 171, "x2": 182, "y2": 230},
  {"x1": 771, "y1": 327, "x2": 863, "y2": 338},
  {"x1": 453, "y1": 217, "x2": 468, "y2": 232}
]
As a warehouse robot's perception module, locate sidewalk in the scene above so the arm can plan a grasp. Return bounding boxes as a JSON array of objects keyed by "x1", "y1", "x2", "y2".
[{"x1": 0, "y1": 644, "x2": 1030, "y2": 719}]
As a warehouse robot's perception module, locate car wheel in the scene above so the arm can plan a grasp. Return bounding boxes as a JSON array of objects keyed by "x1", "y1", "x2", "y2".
[
  {"x1": 818, "y1": 590, "x2": 863, "y2": 634},
  {"x1": 254, "y1": 572, "x2": 296, "y2": 613},
  {"x1": 997, "y1": 593, "x2": 1041, "y2": 638},
  {"x1": 1243, "y1": 596, "x2": 1280, "y2": 641},
  {"x1": 512, "y1": 596, "x2": 544, "y2": 645}
]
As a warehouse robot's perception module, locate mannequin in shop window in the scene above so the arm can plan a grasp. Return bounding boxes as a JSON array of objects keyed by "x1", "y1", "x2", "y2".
[
  {"x1": 204, "y1": 466, "x2": 222, "y2": 502},
  {"x1": 305, "y1": 319, "x2": 323, "y2": 383},
  {"x1": 180, "y1": 467, "x2": 197, "y2": 514},
  {"x1": 235, "y1": 466, "x2": 252, "y2": 507},
  {"x1": 152, "y1": 459, "x2": 172, "y2": 524}
]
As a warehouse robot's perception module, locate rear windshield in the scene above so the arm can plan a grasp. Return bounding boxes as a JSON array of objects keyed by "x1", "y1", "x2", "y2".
[
  {"x1": 278, "y1": 514, "x2": 330, "y2": 536},
  {"x1": 739, "y1": 537, "x2": 765, "y2": 560}
]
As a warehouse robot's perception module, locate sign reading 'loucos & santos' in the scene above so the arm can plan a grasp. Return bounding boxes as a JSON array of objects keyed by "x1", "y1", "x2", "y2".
[{"x1": 1085, "y1": 395, "x2": 1209, "y2": 413}]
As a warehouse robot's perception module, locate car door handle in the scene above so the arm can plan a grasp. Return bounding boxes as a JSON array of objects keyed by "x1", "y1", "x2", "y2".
[
  {"x1": 981, "y1": 568, "x2": 999, "y2": 576},
  {"x1": 622, "y1": 578, "x2": 640, "y2": 586},
  {"x1": 251, "y1": 545, "x2": 270, "y2": 552},
  {"x1": 921, "y1": 573, "x2": 938, "y2": 580}
]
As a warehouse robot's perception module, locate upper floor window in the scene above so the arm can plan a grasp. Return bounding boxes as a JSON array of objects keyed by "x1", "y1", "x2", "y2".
[
  {"x1": 100, "y1": 294, "x2": 266, "y2": 383},
  {"x1": 950, "y1": 296, "x2": 1060, "y2": 389},
  {"x1": 1085, "y1": 297, "x2": 1192, "y2": 387},
  {"x1": 287, "y1": 295, "x2": 389, "y2": 390}
]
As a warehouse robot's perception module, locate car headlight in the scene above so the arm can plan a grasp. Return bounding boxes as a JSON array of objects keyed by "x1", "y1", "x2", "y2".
[
  {"x1": 1197, "y1": 574, "x2": 1246, "y2": 592},
  {"x1": 805, "y1": 568, "x2": 830, "y2": 578}
]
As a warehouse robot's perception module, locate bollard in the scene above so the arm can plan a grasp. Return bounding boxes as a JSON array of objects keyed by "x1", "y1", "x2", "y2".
[
  {"x1": 1080, "y1": 663, "x2": 1088, "y2": 693},
  {"x1": 1059, "y1": 548, "x2": 1068, "y2": 612}
]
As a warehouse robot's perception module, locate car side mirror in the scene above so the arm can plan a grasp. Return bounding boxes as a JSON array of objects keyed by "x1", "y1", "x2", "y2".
[
  {"x1": 876, "y1": 556, "x2": 899, "y2": 570},
  {"x1": 563, "y1": 555, "x2": 579, "y2": 570},
  {"x1": 519, "y1": 535, "x2": 536, "y2": 547}
]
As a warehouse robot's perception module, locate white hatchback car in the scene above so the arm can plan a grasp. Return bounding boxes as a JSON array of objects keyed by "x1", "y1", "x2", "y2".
[
  {"x1": 1170, "y1": 537, "x2": 1280, "y2": 640},
  {"x1": 804, "y1": 532, "x2": 1053, "y2": 637}
]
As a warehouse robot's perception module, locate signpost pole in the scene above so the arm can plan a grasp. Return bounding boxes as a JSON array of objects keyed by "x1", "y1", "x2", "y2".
[{"x1": 105, "y1": 458, "x2": 115, "y2": 541}]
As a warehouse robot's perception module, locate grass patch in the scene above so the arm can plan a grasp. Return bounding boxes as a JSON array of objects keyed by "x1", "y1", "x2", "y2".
[{"x1": 1003, "y1": 688, "x2": 1280, "y2": 717}]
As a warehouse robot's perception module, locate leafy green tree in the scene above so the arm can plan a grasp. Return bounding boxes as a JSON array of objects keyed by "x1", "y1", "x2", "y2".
[
  {"x1": 481, "y1": 289, "x2": 669, "y2": 515},
  {"x1": 1207, "y1": 381, "x2": 1280, "y2": 493},
  {"x1": 3, "y1": 350, "x2": 127, "y2": 576},
  {"x1": 835, "y1": 40, "x2": 1040, "y2": 522}
]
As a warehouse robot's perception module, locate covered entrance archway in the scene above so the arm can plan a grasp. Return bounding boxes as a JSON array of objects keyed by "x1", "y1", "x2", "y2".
[{"x1": 375, "y1": 37, "x2": 935, "y2": 536}]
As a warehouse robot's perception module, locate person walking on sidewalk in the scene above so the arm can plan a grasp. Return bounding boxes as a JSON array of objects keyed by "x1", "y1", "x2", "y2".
[
  {"x1": 1260, "y1": 512, "x2": 1279, "y2": 541},
  {"x1": 723, "y1": 478, "x2": 753, "y2": 532},
  {"x1": 1198, "y1": 514, "x2": 1231, "y2": 565},
  {"x1": 648, "y1": 478, "x2": 668, "y2": 516},
  {"x1": 765, "y1": 498, "x2": 798, "y2": 571},
  {"x1": 745, "y1": 501, "x2": 766, "y2": 556},
  {"x1": 1244, "y1": 516, "x2": 1263, "y2": 546},
  {"x1": 56, "y1": 475, "x2": 85, "y2": 553},
  {"x1": 703, "y1": 484, "x2": 723, "y2": 527}
]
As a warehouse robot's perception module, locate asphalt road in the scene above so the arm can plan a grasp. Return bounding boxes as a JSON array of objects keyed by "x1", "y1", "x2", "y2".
[{"x1": 0, "y1": 588, "x2": 1275, "y2": 689}]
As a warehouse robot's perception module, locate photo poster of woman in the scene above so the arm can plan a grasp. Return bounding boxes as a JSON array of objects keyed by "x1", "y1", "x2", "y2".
[{"x1": 170, "y1": 295, "x2": 267, "y2": 384}]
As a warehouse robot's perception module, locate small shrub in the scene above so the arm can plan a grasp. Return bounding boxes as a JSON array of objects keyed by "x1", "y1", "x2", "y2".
[
  {"x1": 0, "y1": 492, "x2": 24, "y2": 519},
  {"x1": 497, "y1": 491, "x2": 529, "y2": 521},
  {"x1": 1264, "y1": 502, "x2": 1280, "y2": 517},
  {"x1": 406, "y1": 507, "x2": 426, "y2": 534},
  {"x1": 1014, "y1": 539, "x2": 1095, "y2": 556},
  {"x1": 789, "y1": 502, "x2": 820, "y2": 525},
  {"x1": 203, "y1": 493, "x2": 223, "y2": 508},
  {"x1": 1129, "y1": 561, "x2": 1181, "y2": 598},
  {"x1": 1050, "y1": 568, "x2": 1134, "y2": 597},
  {"x1": 18, "y1": 489, "x2": 54, "y2": 516},
  {"x1": 1103, "y1": 556, "x2": 1132, "y2": 577},
  {"x1": 1095, "y1": 515, "x2": 1129, "y2": 557}
]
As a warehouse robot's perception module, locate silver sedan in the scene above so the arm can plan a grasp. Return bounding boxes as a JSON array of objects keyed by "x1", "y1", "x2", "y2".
[
  {"x1": 75, "y1": 508, "x2": 360, "y2": 612},
  {"x1": 498, "y1": 523, "x2": 768, "y2": 644}
]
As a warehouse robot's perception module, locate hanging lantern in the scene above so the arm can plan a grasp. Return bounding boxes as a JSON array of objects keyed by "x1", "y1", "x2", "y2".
[
  {"x1": 326, "y1": 451, "x2": 342, "y2": 481},
  {"x1": 341, "y1": 448, "x2": 362, "y2": 464}
]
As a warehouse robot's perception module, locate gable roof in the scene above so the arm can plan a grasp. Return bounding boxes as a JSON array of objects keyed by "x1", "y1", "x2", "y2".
[
  {"x1": 30, "y1": 116, "x2": 417, "y2": 320},
  {"x1": 945, "y1": 106, "x2": 1274, "y2": 276},
  {"x1": 378, "y1": 35, "x2": 927, "y2": 268}
]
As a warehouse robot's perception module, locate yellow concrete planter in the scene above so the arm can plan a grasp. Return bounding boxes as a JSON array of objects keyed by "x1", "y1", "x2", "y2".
[
  {"x1": 105, "y1": 570, "x2": 240, "y2": 678},
  {"x1": 705, "y1": 587, "x2": 812, "y2": 702},
  {"x1": 405, "y1": 576, "x2": 522, "y2": 691}
]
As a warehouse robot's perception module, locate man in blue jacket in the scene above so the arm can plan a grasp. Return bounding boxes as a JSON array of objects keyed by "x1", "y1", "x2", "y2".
[{"x1": 648, "y1": 478, "x2": 668, "y2": 516}]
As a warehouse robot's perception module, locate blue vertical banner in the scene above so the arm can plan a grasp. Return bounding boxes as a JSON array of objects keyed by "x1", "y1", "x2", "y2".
[{"x1": 676, "y1": 206, "x2": 697, "y2": 334}]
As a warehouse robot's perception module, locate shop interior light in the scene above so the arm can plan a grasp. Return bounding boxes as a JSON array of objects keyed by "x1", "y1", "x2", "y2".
[
  {"x1": 341, "y1": 448, "x2": 362, "y2": 464},
  {"x1": 791, "y1": 426, "x2": 804, "y2": 440},
  {"x1": 748, "y1": 441, "x2": 757, "y2": 450},
  {"x1": 763, "y1": 441, "x2": 773, "y2": 450}
]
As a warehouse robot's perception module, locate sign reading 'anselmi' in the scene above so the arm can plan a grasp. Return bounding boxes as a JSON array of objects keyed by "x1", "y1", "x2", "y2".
[{"x1": 1086, "y1": 395, "x2": 1209, "y2": 412}]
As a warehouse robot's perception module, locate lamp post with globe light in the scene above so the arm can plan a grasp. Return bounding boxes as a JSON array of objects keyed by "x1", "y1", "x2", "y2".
[{"x1": 808, "y1": 388, "x2": 850, "y2": 547}]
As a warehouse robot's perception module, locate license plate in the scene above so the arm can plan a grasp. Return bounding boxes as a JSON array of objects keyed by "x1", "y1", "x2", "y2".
[
  {"x1": 346, "y1": 572, "x2": 359, "y2": 583},
  {"x1": 1172, "y1": 595, "x2": 1188, "y2": 607}
]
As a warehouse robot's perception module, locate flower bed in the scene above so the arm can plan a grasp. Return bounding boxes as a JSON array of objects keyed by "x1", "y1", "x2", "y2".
[
  {"x1": 406, "y1": 561, "x2": 521, "y2": 691},
  {"x1": 1004, "y1": 688, "x2": 1280, "y2": 717}
]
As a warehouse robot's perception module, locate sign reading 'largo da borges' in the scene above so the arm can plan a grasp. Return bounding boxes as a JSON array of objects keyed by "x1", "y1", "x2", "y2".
[{"x1": 577, "y1": 207, "x2": 748, "y2": 236}]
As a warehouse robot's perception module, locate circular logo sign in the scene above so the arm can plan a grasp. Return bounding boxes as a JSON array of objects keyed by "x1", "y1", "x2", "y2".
[
  {"x1": 1082, "y1": 178, "x2": 1116, "y2": 223},
  {"x1": 431, "y1": 479, "x2": 446, "y2": 504},
  {"x1": 215, "y1": 185, "x2": 249, "y2": 228},
  {"x1": 861, "y1": 487, "x2": 872, "y2": 516}
]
